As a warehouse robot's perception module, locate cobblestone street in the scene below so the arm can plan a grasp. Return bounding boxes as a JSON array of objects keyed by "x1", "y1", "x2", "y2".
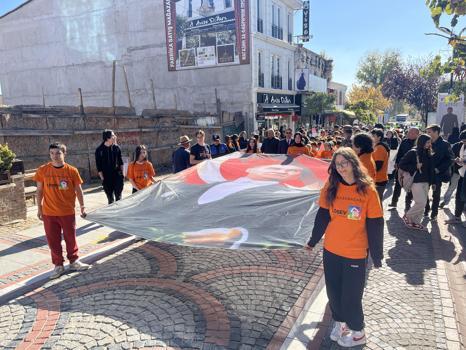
[{"x1": 0, "y1": 181, "x2": 464, "y2": 349}]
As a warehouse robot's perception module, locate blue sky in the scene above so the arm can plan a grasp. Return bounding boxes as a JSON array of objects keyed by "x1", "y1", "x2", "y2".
[{"x1": 0, "y1": 0, "x2": 460, "y2": 88}]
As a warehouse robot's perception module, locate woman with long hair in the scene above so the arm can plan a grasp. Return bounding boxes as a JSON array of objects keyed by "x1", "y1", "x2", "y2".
[
  {"x1": 306, "y1": 148, "x2": 383, "y2": 347},
  {"x1": 385, "y1": 129, "x2": 400, "y2": 150},
  {"x1": 225, "y1": 135, "x2": 236, "y2": 153},
  {"x1": 231, "y1": 134, "x2": 241, "y2": 151},
  {"x1": 238, "y1": 131, "x2": 248, "y2": 150},
  {"x1": 399, "y1": 134, "x2": 435, "y2": 230},
  {"x1": 245, "y1": 137, "x2": 260, "y2": 154},
  {"x1": 127, "y1": 145, "x2": 156, "y2": 193},
  {"x1": 287, "y1": 132, "x2": 311, "y2": 156},
  {"x1": 352, "y1": 133, "x2": 376, "y2": 180}
]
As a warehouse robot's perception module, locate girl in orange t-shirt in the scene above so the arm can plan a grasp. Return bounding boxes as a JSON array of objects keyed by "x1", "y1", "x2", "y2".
[
  {"x1": 305, "y1": 147, "x2": 383, "y2": 347},
  {"x1": 287, "y1": 132, "x2": 311, "y2": 156},
  {"x1": 352, "y1": 133, "x2": 376, "y2": 180},
  {"x1": 318, "y1": 142, "x2": 335, "y2": 160},
  {"x1": 127, "y1": 145, "x2": 156, "y2": 193}
]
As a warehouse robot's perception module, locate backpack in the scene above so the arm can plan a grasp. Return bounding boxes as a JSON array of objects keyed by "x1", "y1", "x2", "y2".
[{"x1": 398, "y1": 153, "x2": 420, "y2": 192}]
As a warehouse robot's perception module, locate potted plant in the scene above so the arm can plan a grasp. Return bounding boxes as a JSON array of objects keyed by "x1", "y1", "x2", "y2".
[{"x1": 0, "y1": 144, "x2": 16, "y2": 185}]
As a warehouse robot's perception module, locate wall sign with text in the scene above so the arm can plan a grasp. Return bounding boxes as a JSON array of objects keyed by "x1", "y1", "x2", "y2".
[
  {"x1": 164, "y1": 0, "x2": 250, "y2": 71},
  {"x1": 302, "y1": 0, "x2": 310, "y2": 42}
]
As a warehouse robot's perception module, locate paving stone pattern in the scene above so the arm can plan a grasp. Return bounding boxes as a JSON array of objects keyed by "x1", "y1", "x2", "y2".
[{"x1": 0, "y1": 241, "x2": 323, "y2": 349}]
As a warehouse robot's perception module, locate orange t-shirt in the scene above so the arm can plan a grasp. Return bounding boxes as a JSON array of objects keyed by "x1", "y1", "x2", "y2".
[
  {"x1": 287, "y1": 145, "x2": 311, "y2": 156},
  {"x1": 127, "y1": 161, "x2": 156, "y2": 190},
  {"x1": 318, "y1": 150, "x2": 334, "y2": 159},
  {"x1": 33, "y1": 163, "x2": 83, "y2": 216},
  {"x1": 373, "y1": 144, "x2": 389, "y2": 183},
  {"x1": 319, "y1": 181, "x2": 383, "y2": 259},
  {"x1": 359, "y1": 152, "x2": 376, "y2": 180}
]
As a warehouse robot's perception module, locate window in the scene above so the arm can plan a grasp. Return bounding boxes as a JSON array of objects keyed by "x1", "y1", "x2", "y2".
[
  {"x1": 287, "y1": 13, "x2": 292, "y2": 43},
  {"x1": 287, "y1": 60, "x2": 292, "y2": 90},
  {"x1": 257, "y1": 0, "x2": 263, "y2": 32},
  {"x1": 258, "y1": 51, "x2": 264, "y2": 87}
]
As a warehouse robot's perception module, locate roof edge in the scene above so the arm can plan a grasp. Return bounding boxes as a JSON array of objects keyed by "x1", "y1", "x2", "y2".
[{"x1": 0, "y1": 0, "x2": 34, "y2": 20}]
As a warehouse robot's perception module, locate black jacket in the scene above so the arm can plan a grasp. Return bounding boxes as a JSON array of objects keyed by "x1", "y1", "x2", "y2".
[
  {"x1": 260, "y1": 137, "x2": 280, "y2": 154},
  {"x1": 452, "y1": 142, "x2": 463, "y2": 174},
  {"x1": 95, "y1": 143, "x2": 123, "y2": 175},
  {"x1": 386, "y1": 137, "x2": 399, "y2": 150},
  {"x1": 277, "y1": 138, "x2": 293, "y2": 154},
  {"x1": 395, "y1": 138, "x2": 415, "y2": 165},
  {"x1": 399, "y1": 149, "x2": 435, "y2": 184},
  {"x1": 431, "y1": 136, "x2": 454, "y2": 182}
]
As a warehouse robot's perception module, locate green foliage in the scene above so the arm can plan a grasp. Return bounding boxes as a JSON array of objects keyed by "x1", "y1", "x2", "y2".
[
  {"x1": 345, "y1": 100, "x2": 376, "y2": 124},
  {"x1": 426, "y1": 0, "x2": 466, "y2": 27},
  {"x1": 302, "y1": 92, "x2": 336, "y2": 117},
  {"x1": 356, "y1": 50, "x2": 402, "y2": 87},
  {"x1": 0, "y1": 144, "x2": 16, "y2": 173}
]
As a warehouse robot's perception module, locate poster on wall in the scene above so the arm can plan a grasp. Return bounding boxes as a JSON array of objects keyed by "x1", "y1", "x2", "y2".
[
  {"x1": 295, "y1": 68, "x2": 309, "y2": 91},
  {"x1": 436, "y1": 93, "x2": 465, "y2": 136},
  {"x1": 164, "y1": 0, "x2": 250, "y2": 71}
]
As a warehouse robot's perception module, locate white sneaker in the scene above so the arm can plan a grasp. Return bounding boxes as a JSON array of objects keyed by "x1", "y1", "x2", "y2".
[
  {"x1": 337, "y1": 329, "x2": 366, "y2": 347},
  {"x1": 330, "y1": 321, "x2": 347, "y2": 341},
  {"x1": 69, "y1": 260, "x2": 90, "y2": 271},
  {"x1": 50, "y1": 265, "x2": 65, "y2": 279}
]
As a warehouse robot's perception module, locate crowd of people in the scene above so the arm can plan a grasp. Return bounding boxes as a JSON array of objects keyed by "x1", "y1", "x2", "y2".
[{"x1": 33, "y1": 121, "x2": 462, "y2": 347}]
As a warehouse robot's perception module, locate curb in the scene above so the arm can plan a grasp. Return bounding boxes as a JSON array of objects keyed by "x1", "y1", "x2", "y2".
[{"x1": 0, "y1": 236, "x2": 137, "y2": 305}]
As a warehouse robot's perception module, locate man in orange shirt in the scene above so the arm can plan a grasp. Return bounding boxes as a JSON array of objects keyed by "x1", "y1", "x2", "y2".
[
  {"x1": 371, "y1": 129, "x2": 390, "y2": 202},
  {"x1": 34, "y1": 143, "x2": 90, "y2": 279}
]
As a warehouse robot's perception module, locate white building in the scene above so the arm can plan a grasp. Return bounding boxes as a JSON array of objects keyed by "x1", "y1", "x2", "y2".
[
  {"x1": 328, "y1": 81, "x2": 347, "y2": 110},
  {"x1": 0, "y1": 0, "x2": 302, "y2": 133}
]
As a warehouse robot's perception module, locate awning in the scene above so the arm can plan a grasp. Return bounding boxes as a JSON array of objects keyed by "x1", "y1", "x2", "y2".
[{"x1": 259, "y1": 103, "x2": 300, "y2": 112}]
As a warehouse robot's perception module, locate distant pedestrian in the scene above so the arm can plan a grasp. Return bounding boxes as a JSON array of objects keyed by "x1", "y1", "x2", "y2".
[
  {"x1": 238, "y1": 131, "x2": 248, "y2": 150},
  {"x1": 341, "y1": 126, "x2": 353, "y2": 148},
  {"x1": 389, "y1": 127, "x2": 419, "y2": 210},
  {"x1": 95, "y1": 129, "x2": 124, "y2": 204},
  {"x1": 127, "y1": 145, "x2": 156, "y2": 193},
  {"x1": 278, "y1": 128, "x2": 293, "y2": 154},
  {"x1": 371, "y1": 128, "x2": 390, "y2": 202},
  {"x1": 173, "y1": 135, "x2": 191, "y2": 173},
  {"x1": 287, "y1": 132, "x2": 311, "y2": 156},
  {"x1": 231, "y1": 134, "x2": 241, "y2": 151},
  {"x1": 34, "y1": 142, "x2": 90, "y2": 279},
  {"x1": 306, "y1": 147, "x2": 383, "y2": 347},
  {"x1": 190, "y1": 130, "x2": 211, "y2": 165},
  {"x1": 260, "y1": 129, "x2": 280, "y2": 154},
  {"x1": 245, "y1": 138, "x2": 260, "y2": 154},
  {"x1": 445, "y1": 131, "x2": 466, "y2": 224},
  {"x1": 352, "y1": 133, "x2": 376, "y2": 180},
  {"x1": 440, "y1": 107, "x2": 459, "y2": 138},
  {"x1": 425, "y1": 124, "x2": 454, "y2": 221},
  {"x1": 399, "y1": 134, "x2": 435, "y2": 231},
  {"x1": 210, "y1": 135, "x2": 229, "y2": 158}
]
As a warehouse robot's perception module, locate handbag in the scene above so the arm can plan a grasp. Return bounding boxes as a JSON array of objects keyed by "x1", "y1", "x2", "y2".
[{"x1": 398, "y1": 154, "x2": 420, "y2": 192}]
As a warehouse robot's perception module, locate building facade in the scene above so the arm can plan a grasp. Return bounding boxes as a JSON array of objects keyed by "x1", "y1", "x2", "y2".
[{"x1": 0, "y1": 0, "x2": 302, "y2": 134}]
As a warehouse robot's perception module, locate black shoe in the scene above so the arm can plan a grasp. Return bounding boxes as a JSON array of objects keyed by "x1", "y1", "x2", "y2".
[
  {"x1": 388, "y1": 202, "x2": 397, "y2": 208},
  {"x1": 439, "y1": 202, "x2": 445, "y2": 208}
]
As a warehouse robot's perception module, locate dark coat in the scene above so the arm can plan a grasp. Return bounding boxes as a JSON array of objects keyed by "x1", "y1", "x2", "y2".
[
  {"x1": 395, "y1": 138, "x2": 415, "y2": 165},
  {"x1": 399, "y1": 149, "x2": 435, "y2": 184},
  {"x1": 431, "y1": 136, "x2": 454, "y2": 182},
  {"x1": 277, "y1": 138, "x2": 293, "y2": 154},
  {"x1": 260, "y1": 137, "x2": 280, "y2": 154}
]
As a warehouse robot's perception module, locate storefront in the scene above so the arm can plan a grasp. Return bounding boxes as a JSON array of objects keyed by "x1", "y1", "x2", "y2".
[{"x1": 256, "y1": 92, "x2": 300, "y2": 133}]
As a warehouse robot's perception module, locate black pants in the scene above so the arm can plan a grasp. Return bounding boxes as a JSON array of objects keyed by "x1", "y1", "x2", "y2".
[
  {"x1": 424, "y1": 180, "x2": 442, "y2": 218},
  {"x1": 102, "y1": 172, "x2": 124, "y2": 204},
  {"x1": 391, "y1": 173, "x2": 413, "y2": 208},
  {"x1": 455, "y1": 177, "x2": 465, "y2": 217},
  {"x1": 323, "y1": 249, "x2": 366, "y2": 331},
  {"x1": 376, "y1": 184, "x2": 386, "y2": 203}
]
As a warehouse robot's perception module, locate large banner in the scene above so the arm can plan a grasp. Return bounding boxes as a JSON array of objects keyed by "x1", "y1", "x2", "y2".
[
  {"x1": 164, "y1": 0, "x2": 250, "y2": 71},
  {"x1": 87, "y1": 153, "x2": 329, "y2": 249},
  {"x1": 436, "y1": 93, "x2": 464, "y2": 136}
]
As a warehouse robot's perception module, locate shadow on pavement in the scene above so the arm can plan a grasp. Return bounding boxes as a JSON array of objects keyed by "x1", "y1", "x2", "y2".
[
  {"x1": 0, "y1": 223, "x2": 104, "y2": 258},
  {"x1": 442, "y1": 208, "x2": 466, "y2": 265}
]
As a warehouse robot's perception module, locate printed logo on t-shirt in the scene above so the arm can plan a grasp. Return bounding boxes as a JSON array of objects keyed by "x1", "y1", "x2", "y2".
[
  {"x1": 59, "y1": 180, "x2": 69, "y2": 190},
  {"x1": 143, "y1": 172, "x2": 148, "y2": 180},
  {"x1": 347, "y1": 206, "x2": 361, "y2": 220}
]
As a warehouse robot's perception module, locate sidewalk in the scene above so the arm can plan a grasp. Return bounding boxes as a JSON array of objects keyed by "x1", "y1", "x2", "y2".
[{"x1": 0, "y1": 179, "x2": 464, "y2": 349}]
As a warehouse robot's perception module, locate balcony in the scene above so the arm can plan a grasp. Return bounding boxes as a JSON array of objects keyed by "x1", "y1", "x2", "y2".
[
  {"x1": 272, "y1": 25, "x2": 278, "y2": 38},
  {"x1": 278, "y1": 27, "x2": 283, "y2": 40},
  {"x1": 258, "y1": 72, "x2": 264, "y2": 87},
  {"x1": 257, "y1": 18, "x2": 263, "y2": 33},
  {"x1": 288, "y1": 78, "x2": 292, "y2": 90},
  {"x1": 271, "y1": 75, "x2": 283, "y2": 89}
]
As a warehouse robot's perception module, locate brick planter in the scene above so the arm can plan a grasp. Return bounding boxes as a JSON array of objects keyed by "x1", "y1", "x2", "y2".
[{"x1": 0, "y1": 174, "x2": 27, "y2": 224}]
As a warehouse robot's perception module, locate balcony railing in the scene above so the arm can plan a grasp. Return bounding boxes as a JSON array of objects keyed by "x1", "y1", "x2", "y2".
[
  {"x1": 288, "y1": 78, "x2": 292, "y2": 90},
  {"x1": 257, "y1": 18, "x2": 263, "y2": 33},
  {"x1": 272, "y1": 25, "x2": 284, "y2": 40},
  {"x1": 258, "y1": 72, "x2": 264, "y2": 87},
  {"x1": 288, "y1": 33, "x2": 292, "y2": 44},
  {"x1": 271, "y1": 75, "x2": 283, "y2": 89}
]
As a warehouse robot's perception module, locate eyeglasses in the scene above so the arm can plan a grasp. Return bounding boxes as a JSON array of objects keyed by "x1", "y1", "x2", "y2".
[
  {"x1": 285, "y1": 132, "x2": 292, "y2": 135},
  {"x1": 335, "y1": 160, "x2": 350, "y2": 169}
]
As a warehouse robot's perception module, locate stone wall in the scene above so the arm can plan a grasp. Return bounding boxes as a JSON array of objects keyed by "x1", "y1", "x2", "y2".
[
  {"x1": 0, "y1": 106, "x2": 222, "y2": 181},
  {"x1": 0, "y1": 175, "x2": 27, "y2": 224}
]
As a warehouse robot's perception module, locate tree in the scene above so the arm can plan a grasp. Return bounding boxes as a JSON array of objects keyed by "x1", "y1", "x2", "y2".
[
  {"x1": 382, "y1": 61, "x2": 439, "y2": 124},
  {"x1": 355, "y1": 50, "x2": 402, "y2": 87},
  {"x1": 302, "y1": 92, "x2": 336, "y2": 126},
  {"x1": 346, "y1": 85, "x2": 391, "y2": 123}
]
